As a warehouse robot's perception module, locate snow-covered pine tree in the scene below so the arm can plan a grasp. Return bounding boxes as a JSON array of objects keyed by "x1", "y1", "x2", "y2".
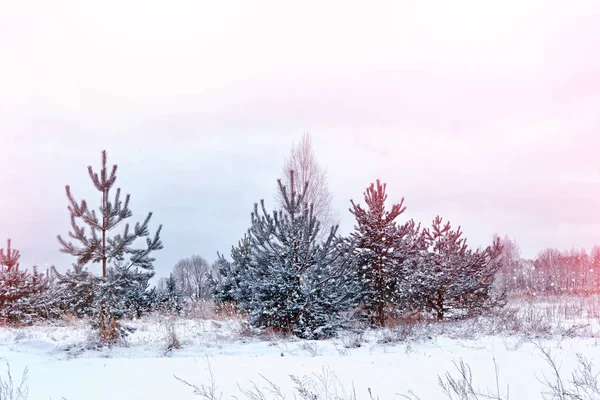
[
  {"x1": 120, "y1": 270, "x2": 155, "y2": 319},
  {"x1": 348, "y1": 180, "x2": 423, "y2": 326},
  {"x1": 57, "y1": 150, "x2": 163, "y2": 343},
  {"x1": 213, "y1": 235, "x2": 253, "y2": 310},
  {"x1": 0, "y1": 239, "x2": 29, "y2": 324},
  {"x1": 239, "y1": 171, "x2": 360, "y2": 339},
  {"x1": 53, "y1": 263, "x2": 97, "y2": 317},
  {"x1": 212, "y1": 254, "x2": 236, "y2": 304},
  {"x1": 17, "y1": 266, "x2": 59, "y2": 322},
  {"x1": 155, "y1": 273, "x2": 184, "y2": 314},
  {"x1": 0, "y1": 239, "x2": 55, "y2": 324},
  {"x1": 406, "y1": 216, "x2": 504, "y2": 320},
  {"x1": 448, "y1": 234, "x2": 505, "y2": 317},
  {"x1": 0, "y1": 238, "x2": 19, "y2": 270}
]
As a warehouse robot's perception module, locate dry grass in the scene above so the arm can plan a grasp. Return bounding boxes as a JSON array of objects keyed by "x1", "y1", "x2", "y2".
[
  {"x1": 179, "y1": 301, "x2": 244, "y2": 321},
  {"x1": 0, "y1": 360, "x2": 28, "y2": 400},
  {"x1": 177, "y1": 362, "x2": 381, "y2": 400},
  {"x1": 3, "y1": 295, "x2": 600, "y2": 357},
  {"x1": 401, "y1": 342, "x2": 600, "y2": 400},
  {"x1": 214, "y1": 302, "x2": 239, "y2": 319},
  {"x1": 163, "y1": 317, "x2": 182, "y2": 352}
]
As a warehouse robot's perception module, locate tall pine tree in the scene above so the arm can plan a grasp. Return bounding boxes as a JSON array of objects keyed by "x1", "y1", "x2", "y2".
[
  {"x1": 349, "y1": 180, "x2": 423, "y2": 326},
  {"x1": 57, "y1": 150, "x2": 163, "y2": 343},
  {"x1": 237, "y1": 171, "x2": 359, "y2": 338}
]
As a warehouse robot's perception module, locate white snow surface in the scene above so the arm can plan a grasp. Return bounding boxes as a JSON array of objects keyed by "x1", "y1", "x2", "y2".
[{"x1": 2, "y1": 300, "x2": 600, "y2": 400}]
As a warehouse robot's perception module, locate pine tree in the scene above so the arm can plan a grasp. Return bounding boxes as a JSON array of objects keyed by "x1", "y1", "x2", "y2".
[
  {"x1": 213, "y1": 235, "x2": 253, "y2": 309},
  {"x1": 349, "y1": 180, "x2": 423, "y2": 326},
  {"x1": 212, "y1": 254, "x2": 236, "y2": 304},
  {"x1": 238, "y1": 172, "x2": 359, "y2": 339},
  {"x1": 126, "y1": 278, "x2": 155, "y2": 318},
  {"x1": 53, "y1": 263, "x2": 97, "y2": 317},
  {"x1": 0, "y1": 239, "x2": 30, "y2": 324},
  {"x1": 0, "y1": 239, "x2": 55, "y2": 324},
  {"x1": 406, "y1": 216, "x2": 504, "y2": 320},
  {"x1": 0, "y1": 238, "x2": 20, "y2": 271},
  {"x1": 18, "y1": 266, "x2": 58, "y2": 322},
  {"x1": 57, "y1": 150, "x2": 163, "y2": 343},
  {"x1": 155, "y1": 273, "x2": 184, "y2": 314}
]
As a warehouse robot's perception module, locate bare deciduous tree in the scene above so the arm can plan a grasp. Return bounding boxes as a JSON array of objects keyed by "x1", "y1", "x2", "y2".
[
  {"x1": 277, "y1": 132, "x2": 337, "y2": 237},
  {"x1": 171, "y1": 255, "x2": 213, "y2": 301},
  {"x1": 493, "y1": 234, "x2": 524, "y2": 293},
  {"x1": 492, "y1": 239, "x2": 598, "y2": 296}
]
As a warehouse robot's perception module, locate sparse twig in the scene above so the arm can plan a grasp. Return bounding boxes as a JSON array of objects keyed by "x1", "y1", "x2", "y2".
[
  {"x1": 174, "y1": 358, "x2": 222, "y2": 400},
  {"x1": 0, "y1": 360, "x2": 29, "y2": 400}
]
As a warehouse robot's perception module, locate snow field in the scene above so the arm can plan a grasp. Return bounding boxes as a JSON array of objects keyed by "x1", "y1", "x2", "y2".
[{"x1": 2, "y1": 296, "x2": 600, "y2": 399}]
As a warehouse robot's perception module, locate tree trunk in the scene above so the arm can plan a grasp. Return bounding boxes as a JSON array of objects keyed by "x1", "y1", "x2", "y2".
[
  {"x1": 101, "y1": 187, "x2": 107, "y2": 278},
  {"x1": 378, "y1": 303, "x2": 385, "y2": 327},
  {"x1": 436, "y1": 290, "x2": 444, "y2": 321},
  {"x1": 99, "y1": 184, "x2": 117, "y2": 343}
]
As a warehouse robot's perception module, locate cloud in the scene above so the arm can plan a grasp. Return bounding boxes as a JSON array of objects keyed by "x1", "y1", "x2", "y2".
[{"x1": 0, "y1": 0, "x2": 599, "y2": 271}]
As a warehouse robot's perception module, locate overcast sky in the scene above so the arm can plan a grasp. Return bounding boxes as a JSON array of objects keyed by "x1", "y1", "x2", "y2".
[{"x1": 1, "y1": 1, "x2": 599, "y2": 278}]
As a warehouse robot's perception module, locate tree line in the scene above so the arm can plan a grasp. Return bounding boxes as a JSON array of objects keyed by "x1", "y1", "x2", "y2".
[
  {"x1": 494, "y1": 235, "x2": 600, "y2": 296},
  {"x1": 0, "y1": 133, "x2": 567, "y2": 343}
]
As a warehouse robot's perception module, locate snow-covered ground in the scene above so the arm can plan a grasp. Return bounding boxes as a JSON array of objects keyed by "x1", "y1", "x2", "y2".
[{"x1": 3, "y1": 296, "x2": 600, "y2": 399}]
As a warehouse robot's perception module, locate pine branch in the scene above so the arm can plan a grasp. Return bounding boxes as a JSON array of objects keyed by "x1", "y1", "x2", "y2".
[
  {"x1": 65, "y1": 186, "x2": 103, "y2": 231},
  {"x1": 0, "y1": 238, "x2": 21, "y2": 271},
  {"x1": 122, "y1": 224, "x2": 163, "y2": 272}
]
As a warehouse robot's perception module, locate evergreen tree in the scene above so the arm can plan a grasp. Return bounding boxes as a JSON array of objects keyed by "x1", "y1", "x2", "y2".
[
  {"x1": 20, "y1": 266, "x2": 60, "y2": 322},
  {"x1": 57, "y1": 150, "x2": 163, "y2": 343},
  {"x1": 125, "y1": 278, "x2": 155, "y2": 318},
  {"x1": 0, "y1": 239, "x2": 31, "y2": 324},
  {"x1": 0, "y1": 239, "x2": 55, "y2": 324},
  {"x1": 155, "y1": 273, "x2": 184, "y2": 314},
  {"x1": 213, "y1": 235, "x2": 253, "y2": 309},
  {"x1": 0, "y1": 238, "x2": 19, "y2": 271},
  {"x1": 212, "y1": 254, "x2": 236, "y2": 304},
  {"x1": 238, "y1": 172, "x2": 359, "y2": 339},
  {"x1": 349, "y1": 180, "x2": 423, "y2": 326},
  {"x1": 406, "y1": 216, "x2": 504, "y2": 320},
  {"x1": 53, "y1": 263, "x2": 97, "y2": 317}
]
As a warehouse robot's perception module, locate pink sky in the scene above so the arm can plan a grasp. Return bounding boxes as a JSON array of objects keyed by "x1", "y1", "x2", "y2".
[{"x1": 0, "y1": 1, "x2": 599, "y2": 275}]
